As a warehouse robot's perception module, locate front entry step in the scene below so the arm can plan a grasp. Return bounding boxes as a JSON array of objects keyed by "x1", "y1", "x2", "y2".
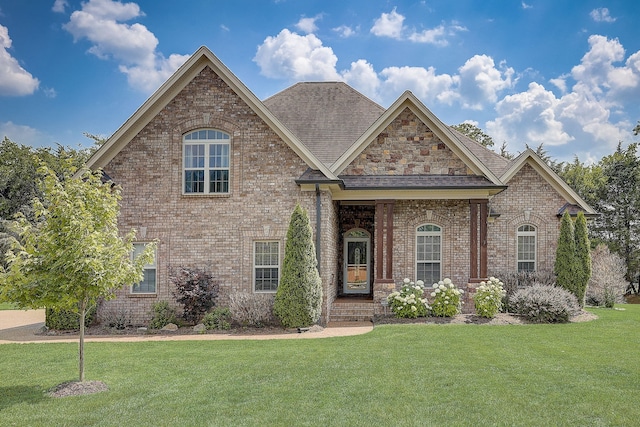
[{"x1": 330, "y1": 299, "x2": 374, "y2": 322}]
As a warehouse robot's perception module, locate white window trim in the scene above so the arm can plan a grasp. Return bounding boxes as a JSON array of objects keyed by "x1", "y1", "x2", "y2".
[
  {"x1": 517, "y1": 224, "x2": 537, "y2": 272},
  {"x1": 131, "y1": 243, "x2": 157, "y2": 294},
  {"x1": 253, "y1": 240, "x2": 280, "y2": 293},
  {"x1": 182, "y1": 130, "x2": 231, "y2": 195},
  {"x1": 415, "y1": 224, "x2": 442, "y2": 285}
]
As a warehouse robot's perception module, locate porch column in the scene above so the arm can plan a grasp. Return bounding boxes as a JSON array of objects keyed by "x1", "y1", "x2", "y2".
[
  {"x1": 469, "y1": 199, "x2": 488, "y2": 282},
  {"x1": 375, "y1": 200, "x2": 396, "y2": 282}
]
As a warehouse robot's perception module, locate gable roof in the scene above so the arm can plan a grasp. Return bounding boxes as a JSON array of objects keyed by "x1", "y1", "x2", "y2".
[
  {"x1": 86, "y1": 46, "x2": 337, "y2": 180},
  {"x1": 330, "y1": 91, "x2": 503, "y2": 185},
  {"x1": 501, "y1": 149, "x2": 597, "y2": 215},
  {"x1": 263, "y1": 82, "x2": 385, "y2": 165}
]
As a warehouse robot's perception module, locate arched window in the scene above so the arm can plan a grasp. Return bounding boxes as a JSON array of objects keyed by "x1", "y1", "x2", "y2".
[
  {"x1": 183, "y1": 129, "x2": 230, "y2": 194},
  {"x1": 416, "y1": 224, "x2": 442, "y2": 285},
  {"x1": 517, "y1": 224, "x2": 536, "y2": 272}
]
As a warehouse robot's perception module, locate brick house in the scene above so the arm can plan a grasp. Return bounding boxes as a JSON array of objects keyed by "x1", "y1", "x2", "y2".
[{"x1": 87, "y1": 46, "x2": 595, "y2": 325}]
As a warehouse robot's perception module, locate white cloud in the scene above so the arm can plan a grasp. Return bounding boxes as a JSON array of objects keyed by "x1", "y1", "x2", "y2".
[
  {"x1": 487, "y1": 82, "x2": 574, "y2": 151},
  {"x1": 333, "y1": 25, "x2": 358, "y2": 38},
  {"x1": 0, "y1": 24, "x2": 40, "y2": 96},
  {"x1": 296, "y1": 15, "x2": 321, "y2": 34},
  {"x1": 590, "y1": 8, "x2": 616, "y2": 23},
  {"x1": 457, "y1": 55, "x2": 514, "y2": 109},
  {"x1": 341, "y1": 59, "x2": 380, "y2": 100},
  {"x1": 254, "y1": 29, "x2": 341, "y2": 81},
  {"x1": 52, "y1": 0, "x2": 68, "y2": 13},
  {"x1": 379, "y1": 65, "x2": 459, "y2": 105},
  {"x1": 408, "y1": 25, "x2": 447, "y2": 45},
  {"x1": 63, "y1": 0, "x2": 189, "y2": 92},
  {"x1": 370, "y1": 8, "x2": 405, "y2": 39},
  {"x1": 0, "y1": 121, "x2": 51, "y2": 147},
  {"x1": 521, "y1": 2, "x2": 533, "y2": 9}
]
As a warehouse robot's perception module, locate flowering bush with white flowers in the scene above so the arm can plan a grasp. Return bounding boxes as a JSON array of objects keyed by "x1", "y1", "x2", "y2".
[
  {"x1": 473, "y1": 277, "x2": 506, "y2": 318},
  {"x1": 387, "y1": 278, "x2": 430, "y2": 318},
  {"x1": 430, "y1": 278, "x2": 464, "y2": 317}
]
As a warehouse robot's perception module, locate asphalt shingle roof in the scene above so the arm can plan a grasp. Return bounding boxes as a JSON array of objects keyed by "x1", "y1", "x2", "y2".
[{"x1": 263, "y1": 82, "x2": 385, "y2": 166}]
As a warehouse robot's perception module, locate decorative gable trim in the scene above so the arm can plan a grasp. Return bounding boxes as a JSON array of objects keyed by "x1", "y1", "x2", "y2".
[
  {"x1": 501, "y1": 149, "x2": 597, "y2": 215},
  {"x1": 330, "y1": 91, "x2": 502, "y2": 185},
  {"x1": 86, "y1": 46, "x2": 337, "y2": 180}
]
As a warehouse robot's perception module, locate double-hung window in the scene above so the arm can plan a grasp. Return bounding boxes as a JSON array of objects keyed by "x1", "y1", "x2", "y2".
[
  {"x1": 254, "y1": 241, "x2": 280, "y2": 292},
  {"x1": 517, "y1": 225, "x2": 536, "y2": 272},
  {"x1": 132, "y1": 243, "x2": 157, "y2": 294},
  {"x1": 416, "y1": 224, "x2": 442, "y2": 285},
  {"x1": 183, "y1": 130, "x2": 230, "y2": 194}
]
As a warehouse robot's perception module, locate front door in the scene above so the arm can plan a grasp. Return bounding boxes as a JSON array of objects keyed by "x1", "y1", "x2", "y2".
[{"x1": 343, "y1": 232, "x2": 371, "y2": 294}]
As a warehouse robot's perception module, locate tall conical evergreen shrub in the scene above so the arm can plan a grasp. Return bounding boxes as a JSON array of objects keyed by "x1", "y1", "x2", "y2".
[
  {"x1": 273, "y1": 204, "x2": 323, "y2": 328},
  {"x1": 555, "y1": 211, "x2": 578, "y2": 296},
  {"x1": 574, "y1": 211, "x2": 591, "y2": 307}
]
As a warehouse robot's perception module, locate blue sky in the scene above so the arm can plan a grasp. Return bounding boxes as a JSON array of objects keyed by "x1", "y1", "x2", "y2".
[{"x1": 1, "y1": 0, "x2": 639, "y2": 164}]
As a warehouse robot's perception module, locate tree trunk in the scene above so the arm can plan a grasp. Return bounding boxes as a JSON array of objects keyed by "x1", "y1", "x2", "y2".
[{"x1": 79, "y1": 299, "x2": 86, "y2": 382}]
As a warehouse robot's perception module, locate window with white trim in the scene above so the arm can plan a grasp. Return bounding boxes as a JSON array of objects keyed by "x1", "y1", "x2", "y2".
[
  {"x1": 517, "y1": 224, "x2": 536, "y2": 272},
  {"x1": 183, "y1": 130, "x2": 230, "y2": 194},
  {"x1": 416, "y1": 224, "x2": 442, "y2": 285},
  {"x1": 132, "y1": 243, "x2": 157, "y2": 294},
  {"x1": 254, "y1": 241, "x2": 280, "y2": 292}
]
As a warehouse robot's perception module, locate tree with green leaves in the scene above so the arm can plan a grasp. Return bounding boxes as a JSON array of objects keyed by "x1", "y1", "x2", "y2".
[
  {"x1": 452, "y1": 123, "x2": 495, "y2": 148},
  {"x1": 574, "y1": 211, "x2": 591, "y2": 307},
  {"x1": 634, "y1": 121, "x2": 639, "y2": 136},
  {"x1": 555, "y1": 211, "x2": 578, "y2": 297},
  {"x1": 273, "y1": 204, "x2": 322, "y2": 328},
  {"x1": 557, "y1": 156, "x2": 605, "y2": 209},
  {"x1": 594, "y1": 142, "x2": 640, "y2": 293},
  {"x1": 1, "y1": 164, "x2": 154, "y2": 382}
]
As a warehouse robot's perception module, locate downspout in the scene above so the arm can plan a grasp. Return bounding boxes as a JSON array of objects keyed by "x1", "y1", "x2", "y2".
[{"x1": 315, "y1": 184, "x2": 321, "y2": 275}]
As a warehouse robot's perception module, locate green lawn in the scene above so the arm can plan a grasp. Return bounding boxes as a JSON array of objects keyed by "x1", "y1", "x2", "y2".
[
  {"x1": 0, "y1": 302, "x2": 17, "y2": 310},
  {"x1": 1, "y1": 306, "x2": 639, "y2": 426}
]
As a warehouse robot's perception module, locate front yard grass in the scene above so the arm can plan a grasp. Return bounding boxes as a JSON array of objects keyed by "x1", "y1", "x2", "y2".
[
  {"x1": 0, "y1": 302, "x2": 17, "y2": 310},
  {"x1": 1, "y1": 305, "x2": 639, "y2": 426}
]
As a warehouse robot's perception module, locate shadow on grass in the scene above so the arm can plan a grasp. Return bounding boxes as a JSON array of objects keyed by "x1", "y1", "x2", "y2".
[{"x1": 0, "y1": 385, "x2": 47, "y2": 409}]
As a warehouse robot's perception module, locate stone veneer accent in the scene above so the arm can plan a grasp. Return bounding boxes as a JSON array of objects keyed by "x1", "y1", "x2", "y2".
[{"x1": 342, "y1": 108, "x2": 471, "y2": 176}]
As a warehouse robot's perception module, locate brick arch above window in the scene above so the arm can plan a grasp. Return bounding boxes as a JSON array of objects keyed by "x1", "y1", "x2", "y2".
[{"x1": 182, "y1": 128, "x2": 232, "y2": 195}]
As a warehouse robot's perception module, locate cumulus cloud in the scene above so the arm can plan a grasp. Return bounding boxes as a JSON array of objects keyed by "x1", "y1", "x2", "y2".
[
  {"x1": 52, "y1": 0, "x2": 68, "y2": 13},
  {"x1": 296, "y1": 15, "x2": 321, "y2": 34},
  {"x1": 0, "y1": 24, "x2": 40, "y2": 96},
  {"x1": 371, "y1": 8, "x2": 466, "y2": 46},
  {"x1": 333, "y1": 25, "x2": 358, "y2": 38},
  {"x1": 379, "y1": 66, "x2": 459, "y2": 105},
  {"x1": 370, "y1": 8, "x2": 405, "y2": 39},
  {"x1": 458, "y1": 55, "x2": 515, "y2": 109},
  {"x1": 0, "y1": 121, "x2": 51, "y2": 147},
  {"x1": 487, "y1": 35, "x2": 639, "y2": 159},
  {"x1": 63, "y1": 0, "x2": 190, "y2": 92},
  {"x1": 590, "y1": 8, "x2": 616, "y2": 23},
  {"x1": 254, "y1": 29, "x2": 341, "y2": 81},
  {"x1": 341, "y1": 59, "x2": 380, "y2": 100}
]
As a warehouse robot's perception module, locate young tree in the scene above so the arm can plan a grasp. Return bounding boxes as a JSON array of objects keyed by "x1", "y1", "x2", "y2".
[
  {"x1": 1, "y1": 164, "x2": 154, "y2": 382},
  {"x1": 273, "y1": 204, "x2": 322, "y2": 328},
  {"x1": 574, "y1": 211, "x2": 591, "y2": 307},
  {"x1": 555, "y1": 211, "x2": 578, "y2": 297}
]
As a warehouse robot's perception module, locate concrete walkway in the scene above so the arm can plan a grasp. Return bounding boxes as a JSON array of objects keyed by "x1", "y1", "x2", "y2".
[{"x1": 0, "y1": 309, "x2": 373, "y2": 344}]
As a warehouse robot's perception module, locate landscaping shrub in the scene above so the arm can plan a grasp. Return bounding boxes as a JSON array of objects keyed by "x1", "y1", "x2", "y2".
[
  {"x1": 45, "y1": 305, "x2": 95, "y2": 330},
  {"x1": 586, "y1": 244, "x2": 628, "y2": 308},
  {"x1": 149, "y1": 301, "x2": 179, "y2": 329},
  {"x1": 229, "y1": 291, "x2": 275, "y2": 327},
  {"x1": 387, "y1": 279, "x2": 429, "y2": 318},
  {"x1": 473, "y1": 277, "x2": 506, "y2": 318},
  {"x1": 170, "y1": 267, "x2": 220, "y2": 324},
  {"x1": 429, "y1": 278, "x2": 463, "y2": 317},
  {"x1": 496, "y1": 269, "x2": 555, "y2": 312},
  {"x1": 574, "y1": 211, "x2": 592, "y2": 307},
  {"x1": 100, "y1": 307, "x2": 131, "y2": 330},
  {"x1": 510, "y1": 284, "x2": 580, "y2": 323},
  {"x1": 274, "y1": 204, "x2": 323, "y2": 328},
  {"x1": 202, "y1": 307, "x2": 231, "y2": 330}
]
